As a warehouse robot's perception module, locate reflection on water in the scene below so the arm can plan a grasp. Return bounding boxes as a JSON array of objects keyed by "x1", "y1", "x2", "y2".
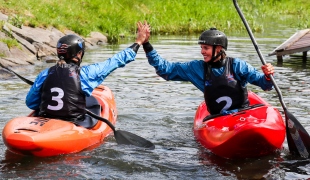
[{"x1": 0, "y1": 31, "x2": 310, "y2": 179}]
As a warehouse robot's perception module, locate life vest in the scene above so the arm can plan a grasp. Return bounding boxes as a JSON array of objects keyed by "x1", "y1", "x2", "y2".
[
  {"x1": 39, "y1": 63, "x2": 86, "y2": 121},
  {"x1": 204, "y1": 57, "x2": 249, "y2": 115}
]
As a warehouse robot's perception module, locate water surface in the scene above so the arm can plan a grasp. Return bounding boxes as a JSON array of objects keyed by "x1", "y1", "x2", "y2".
[{"x1": 0, "y1": 29, "x2": 310, "y2": 179}]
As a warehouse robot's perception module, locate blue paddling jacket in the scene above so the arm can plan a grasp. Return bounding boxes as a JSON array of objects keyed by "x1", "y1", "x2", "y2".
[{"x1": 145, "y1": 49, "x2": 273, "y2": 113}]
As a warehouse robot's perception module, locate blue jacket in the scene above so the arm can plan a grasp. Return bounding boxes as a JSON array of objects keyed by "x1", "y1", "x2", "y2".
[
  {"x1": 26, "y1": 47, "x2": 136, "y2": 110},
  {"x1": 146, "y1": 49, "x2": 273, "y2": 92}
]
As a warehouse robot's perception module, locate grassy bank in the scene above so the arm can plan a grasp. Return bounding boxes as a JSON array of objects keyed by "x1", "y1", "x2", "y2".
[{"x1": 0, "y1": 0, "x2": 309, "y2": 43}]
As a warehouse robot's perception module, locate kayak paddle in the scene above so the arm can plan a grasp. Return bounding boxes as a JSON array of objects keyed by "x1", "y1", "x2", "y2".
[
  {"x1": 233, "y1": 0, "x2": 310, "y2": 158},
  {"x1": 0, "y1": 64, "x2": 155, "y2": 149}
]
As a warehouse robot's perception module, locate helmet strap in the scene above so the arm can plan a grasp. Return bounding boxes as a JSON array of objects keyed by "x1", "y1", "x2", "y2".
[
  {"x1": 210, "y1": 46, "x2": 224, "y2": 62},
  {"x1": 74, "y1": 51, "x2": 84, "y2": 66},
  {"x1": 81, "y1": 51, "x2": 85, "y2": 59},
  {"x1": 74, "y1": 56, "x2": 82, "y2": 66},
  {"x1": 210, "y1": 45, "x2": 216, "y2": 62},
  {"x1": 210, "y1": 50, "x2": 226, "y2": 68}
]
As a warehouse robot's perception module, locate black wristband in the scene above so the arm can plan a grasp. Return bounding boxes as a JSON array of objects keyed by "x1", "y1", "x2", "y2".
[
  {"x1": 143, "y1": 41, "x2": 153, "y2": 53},
  {"x1": 129, "y1": 43, "x2": 140, "y2": 53}
]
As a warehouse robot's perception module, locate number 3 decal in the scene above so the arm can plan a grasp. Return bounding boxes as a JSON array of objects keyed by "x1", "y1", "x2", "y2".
[
  {"x1": 216, "y1": 96, "x2": 232, "y2": 112},
  {"x1": 47, "y1": 87, "x2": 64, "y2": 111}
]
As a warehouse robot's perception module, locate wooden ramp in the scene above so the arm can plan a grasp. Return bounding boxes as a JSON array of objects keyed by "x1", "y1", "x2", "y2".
[{"x1": 268, "y1": 29, "x2": 310, "y2": 62}]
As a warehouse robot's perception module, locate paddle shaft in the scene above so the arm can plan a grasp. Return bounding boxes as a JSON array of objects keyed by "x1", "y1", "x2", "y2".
[
  {"x1": 233, "y1": 0, "x2": 310, "y2": 158},
  {"x1": 232, "y1": 0, "x2": 287, "y2": 111},
  {"x1": 85, "y1": 109, "x2": 116, "y2": 132},
  {"x1": 0, "y1": 64, "x2": 34, "y2": 85}
]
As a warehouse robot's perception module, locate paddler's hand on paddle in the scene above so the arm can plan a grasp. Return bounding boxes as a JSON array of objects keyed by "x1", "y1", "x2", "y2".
[
  {"x1": 261, "y1": 63, "x2": 274, "y2": 81},
  {"x1": 135, "y1": 21, "x2": 151, "y2": 45}
]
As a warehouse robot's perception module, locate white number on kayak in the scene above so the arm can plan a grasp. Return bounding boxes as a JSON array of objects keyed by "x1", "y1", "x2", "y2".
[
  {"x1": 47, "y1": 87, "x2": 64, "y2": 111},
  {"x1": 216, "y1": 96, "x2": 232, "y2": 112}
]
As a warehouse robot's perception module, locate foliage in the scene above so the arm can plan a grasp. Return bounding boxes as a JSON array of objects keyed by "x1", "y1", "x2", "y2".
[
  {"x1": 0, "y1": 0, "x2": 309, "y2": 43},
  {"x1": 0, "y1": 20, "x2": 4, "y2": 31},
  {"x1": 8, "y1": 14, "x2": 23, "y2": 28},
  {"x1": 0, "y1": 38, "x2": 20, "y2": 49}
]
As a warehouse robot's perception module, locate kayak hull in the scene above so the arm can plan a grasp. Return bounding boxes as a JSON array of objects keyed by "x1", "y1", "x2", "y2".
[
  {"x1": 193, "y1": 91, "x2": 286, "y2": 159},
  {"x1": 2, "y1": 85, "x2": 117, "y2": 157}
]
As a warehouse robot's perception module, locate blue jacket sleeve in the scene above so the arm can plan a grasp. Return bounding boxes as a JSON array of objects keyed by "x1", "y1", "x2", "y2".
[
  {"x1": 25, "y1": 68, "x2": 49, "y2": 110},
  {"x1": 232, "y1": 58, "x2": 273, "y2": 91},
  {"x1": 80, "y1": 47, "x2": 137, "y2": 96},
  {"x1": 146, "y1": 49, "x2": 205, "y2": 92},
  {"x1": 26, "y1": 48, "x2": 136, "y2": 109}
]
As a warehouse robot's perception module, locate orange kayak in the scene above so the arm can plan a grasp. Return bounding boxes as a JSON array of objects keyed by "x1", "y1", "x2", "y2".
[
  {"x1": 2, "y1": 85, "x2": 117, "y2": 157},
  {"x1": 193, "y1": 91, "x2": 286, "y2": 159}
]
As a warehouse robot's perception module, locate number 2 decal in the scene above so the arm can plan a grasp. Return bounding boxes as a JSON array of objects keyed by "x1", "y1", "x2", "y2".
[
  {"x1": 47, "y1": 87, "x2": 64, "y2": 111},
  {"x1": 216, "y1": 96, "x2": 232, "y2": 112}
]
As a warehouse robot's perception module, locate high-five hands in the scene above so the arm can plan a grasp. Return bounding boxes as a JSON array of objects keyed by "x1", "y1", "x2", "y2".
[
  {"x1": 135, "y1": 21, "x2": 151, "y2": 45},
  {"x1": 143, "y1": 21, "x2": 151, "y2": 44}
]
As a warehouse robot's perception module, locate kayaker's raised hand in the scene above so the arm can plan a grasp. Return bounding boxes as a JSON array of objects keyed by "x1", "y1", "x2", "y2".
[
  {"x1": 143, "y1": 20, "x2": 151, "y2": 44},
  {"x1": 140, "y1": 21, "x2": 153, "y2": 54},
  {"x1": 261, "y1": 63, "x2": 274, "y2": 80},
  {"x1": 135, "y1": 21, "x2": 150, "y2": 45}
]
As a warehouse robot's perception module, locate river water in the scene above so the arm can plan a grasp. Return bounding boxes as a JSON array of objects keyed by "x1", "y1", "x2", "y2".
[{"x1": 0, "y1": 28, "x2": 310, "y2": 179}]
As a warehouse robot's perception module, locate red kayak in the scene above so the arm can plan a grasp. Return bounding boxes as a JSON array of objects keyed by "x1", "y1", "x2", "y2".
[
  {"x1": 2, "y1": 85, "x2": 117, "y2": 157},
  {"x1": 193, "y1": 91, "x2": 286, "y2": 159}
]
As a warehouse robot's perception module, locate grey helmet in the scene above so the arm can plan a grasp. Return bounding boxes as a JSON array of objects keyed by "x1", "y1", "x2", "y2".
[{"x1": 198, "y1": 28, "x2": 228, "y2": 50}]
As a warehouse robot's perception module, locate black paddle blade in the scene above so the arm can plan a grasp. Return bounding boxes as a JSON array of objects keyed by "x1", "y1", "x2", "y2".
[
  {"x1": 285, "y1": 110, "x2": 310, "y2": 158},
  {"x1": 114, "y1": 130, "x2": 155, "y2": 150}
]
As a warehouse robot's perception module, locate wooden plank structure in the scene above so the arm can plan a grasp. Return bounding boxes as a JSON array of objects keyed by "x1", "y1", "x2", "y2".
[{"x1": 268, "y1": 29, "x2": 310, "y2": 62}]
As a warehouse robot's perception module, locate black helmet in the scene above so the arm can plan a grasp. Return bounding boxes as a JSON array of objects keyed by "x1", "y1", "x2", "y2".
[
  {"x1": 198, "y1": 28, "x2": 228, "y2": 50},
  {"x1": 57, "y1": 34, "x2": 85, "y2": 61}
]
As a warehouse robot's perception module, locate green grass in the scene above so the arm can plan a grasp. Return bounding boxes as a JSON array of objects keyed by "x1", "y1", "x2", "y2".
[
  {"x1": 0, "y1": 38, "x2": 20, "y2": 49},
  {"x1": 0, "y1": 0, "x2": 309, "y2": 43}
]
